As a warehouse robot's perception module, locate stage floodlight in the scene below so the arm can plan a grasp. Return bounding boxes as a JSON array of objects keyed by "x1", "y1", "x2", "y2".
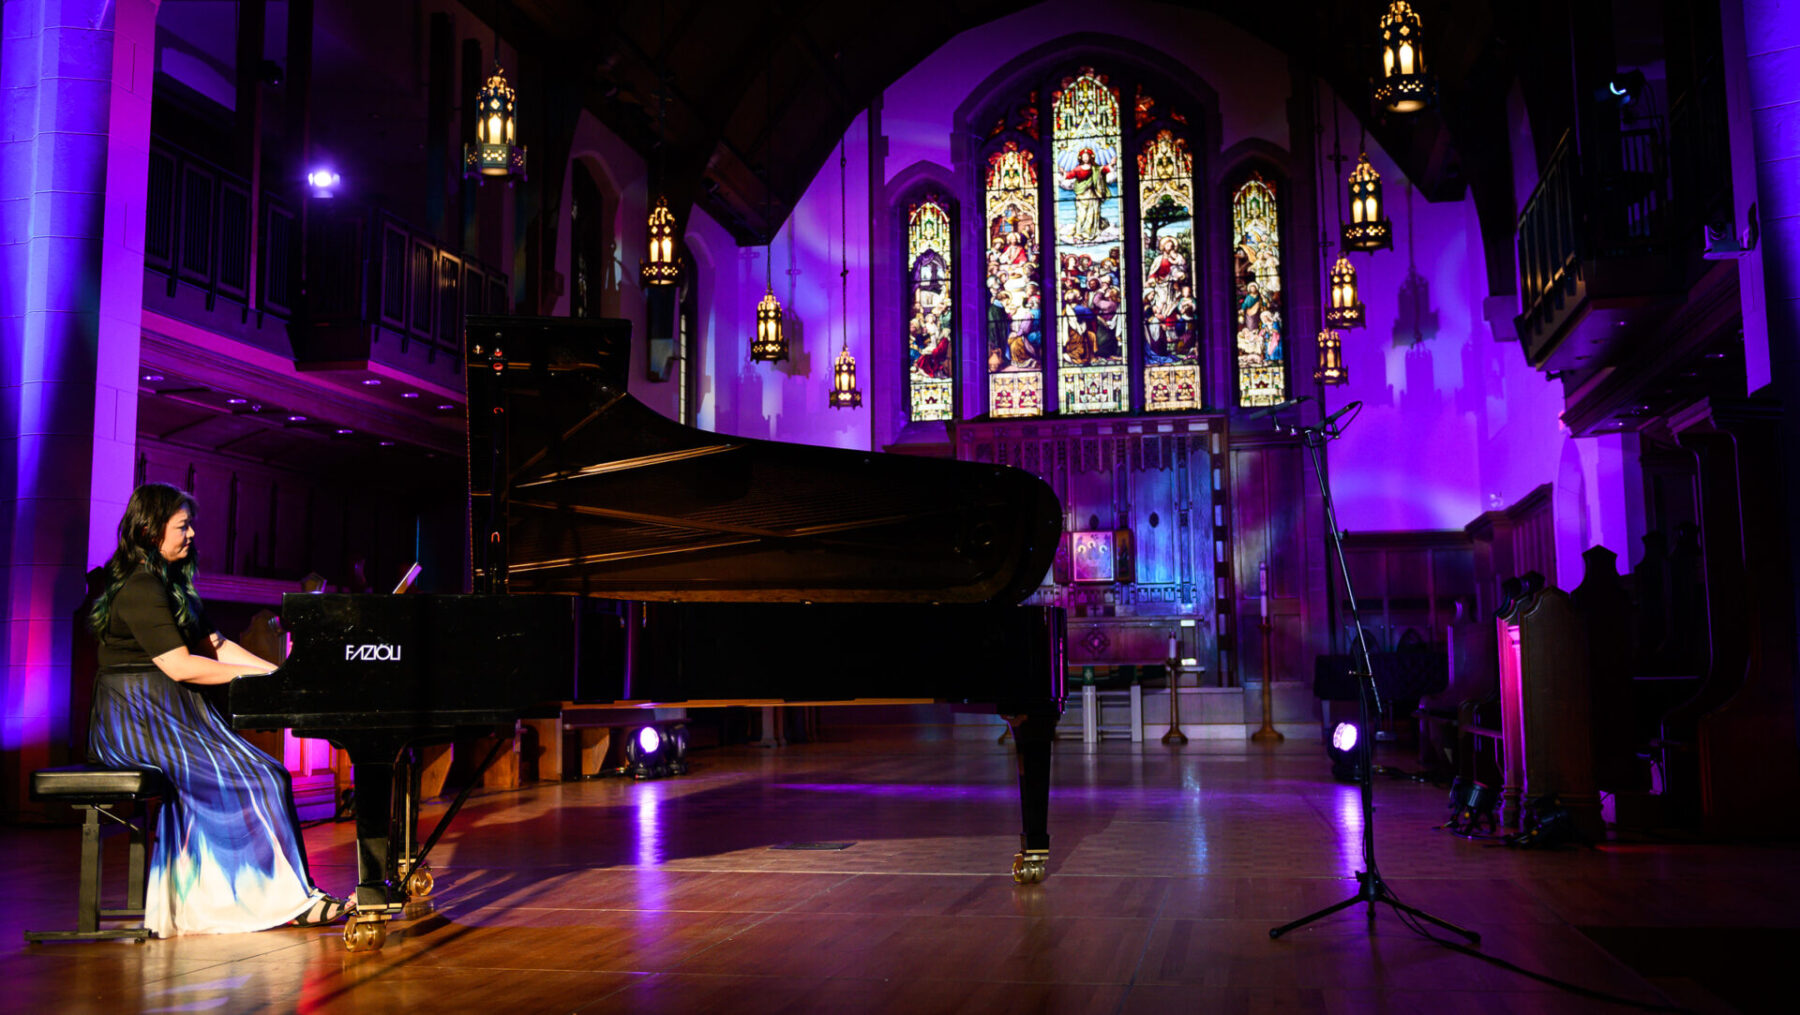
[
  {"x1": 1327, "y1": 720, "x2": 1365, "y2": 782},
  {"x1": 623, "y1": 724, "x2": 690, "y2": 780}
]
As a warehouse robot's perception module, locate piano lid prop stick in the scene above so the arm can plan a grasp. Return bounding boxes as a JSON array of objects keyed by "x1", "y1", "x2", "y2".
[{"x1": 392, "y1": 563, "x2": 422, "y2": 594}]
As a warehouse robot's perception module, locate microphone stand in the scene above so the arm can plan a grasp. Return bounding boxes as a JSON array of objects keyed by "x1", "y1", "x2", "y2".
[{"x1": 1268, "y1": 406, "x2": 1479, "y2": 945}]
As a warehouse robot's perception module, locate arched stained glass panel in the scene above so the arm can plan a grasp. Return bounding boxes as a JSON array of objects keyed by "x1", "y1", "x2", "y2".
[
  {"x1": 983, "y1": 142, "x2": 1044, "y2": 418},
  {"x1": 1051, "y1": 68, "x2": 1126, "y2": 415},
  {"x1": 906, "y1": 198, "x2": 955, "y2": 422},
  {"x1": 1139, "y1": 130, "x2": 1200, "y2": 411},
  {"x1": 1232, "y1": 173, "x2": 1287, "y2": 407}
]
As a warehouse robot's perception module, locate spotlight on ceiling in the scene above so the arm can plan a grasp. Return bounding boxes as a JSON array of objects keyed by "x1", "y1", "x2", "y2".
[
  {"x1": 623, "y1": 724, "x2": 689, "y2": 780},
  {"x1": 306, "y1": 168, "x2": 341, "y2": 198},
  {"x1": 1327, "y1": 720, "x2": 1365, "y2": 782}
]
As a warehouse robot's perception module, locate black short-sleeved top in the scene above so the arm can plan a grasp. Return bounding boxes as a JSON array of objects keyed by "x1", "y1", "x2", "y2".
[{"x1": 96, "y1": 571, "x2": 215, "y2": 669}]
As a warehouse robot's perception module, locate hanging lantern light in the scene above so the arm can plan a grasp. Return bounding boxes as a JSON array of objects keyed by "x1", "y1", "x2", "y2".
[
  {"x1": 829, "y1": 343, "x2": 862, "y2": 408},
  {"x1": 1372, "y1": 1, "x2": 1437, "y2": 114},
  {"x1": 464, "y1": 63, "x2": 527, "y2": 181},
  {"x1": 827, "y1": 136, "x2": 860, "y2": 409},
  {"x1": 1341, "y1": 153, "x2": 1393, "y2": 252},
  {"x1": 1315, "y1": 328, "x2": 1348, "y2": 385},
  {"x1": 751, "y1": 284, "x2": 787, "y2": 362},
  {"x1": 1324, "y1": 254, "x2": 1366, "y2": 329},
  {"x1": 640, "y1": 195, "x2": 681, "y2": 286}
]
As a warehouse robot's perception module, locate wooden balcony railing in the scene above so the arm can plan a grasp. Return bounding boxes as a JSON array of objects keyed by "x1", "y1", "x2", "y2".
[
  {"x1": 145, "y1": 143, "x2": 299, "y2": 317},
  {"x1": 144, "y1": 140, "x2": 508, "y2": 386},
  {"x1": 303, "y1": 204, "x2": 510, "y2": 378},
  {"x1": 1514, "y1": 127, "x2": 1672, "y2": 369}
]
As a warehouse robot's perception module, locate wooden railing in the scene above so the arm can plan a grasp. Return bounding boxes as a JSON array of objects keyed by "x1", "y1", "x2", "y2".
[
  {"x1": 304, "y1": 205, "x2": 510, "y2": 372},
  {"x1": 145, "y1": 143, "x2": 299, "y2": 316},
  {"x1": 144, "y1": 140, "x2": 508, "y2": 373},
  {"x1": 1515, "y1": 127, "x2": 1670, "y2": 363}
]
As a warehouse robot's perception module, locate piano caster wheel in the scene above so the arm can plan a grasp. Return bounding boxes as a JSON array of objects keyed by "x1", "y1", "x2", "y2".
[
  {"x1": 1011, "y1": 850, "x2": 1048, "y2": 885},
  {"x1": 342, "y1": 916, "x2": 388, "y2": 952},
  {"x1": 404, "y1": 865, "x2": 435, "y2": 900}
]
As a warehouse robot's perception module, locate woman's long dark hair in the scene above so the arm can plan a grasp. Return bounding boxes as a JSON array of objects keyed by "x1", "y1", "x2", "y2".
[{"x1": 88, "y1": 483, "x2": 206, "y2": 639}]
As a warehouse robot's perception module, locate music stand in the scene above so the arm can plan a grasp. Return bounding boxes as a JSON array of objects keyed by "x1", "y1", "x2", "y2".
[{"x1": 1268, "y1": 403, "x2": 1479, "y2": 945}]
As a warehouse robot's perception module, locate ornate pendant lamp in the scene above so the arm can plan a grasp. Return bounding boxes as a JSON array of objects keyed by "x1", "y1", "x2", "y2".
[
  {"x1": 640, "y1": 198, "x2": 681, "y2": 287},
  {"x1": 1315, "y1": 328, "x2": 1347, "y2": 385},
  {"x1": 828, "y1": 137, "x2": 861, "y2": 409},
  {"x1": 750, "y1": 38, "x2": 788, "y2": 364},
  {"x1": 640, "y1": 70, "x2": 681, "y2": 288},
  {"x1": 829, "y1": 344, "x2": 862, "y2": 408},
  {"x1": 1325, "y1": 254, "x2": 1365, "y2": 329},
  {"x1": 464, "y1": 62, "x2": 527, "y2": 182},
  {"x1": 1341, "y1": 153, "x2": 1393, "y2": 252},
  {"x1": 752, "y1": 282, "x2": 786, "y2": 362},
  {"x1": 1372, "y1": 1, "x2": 1437, "y2": 114}
]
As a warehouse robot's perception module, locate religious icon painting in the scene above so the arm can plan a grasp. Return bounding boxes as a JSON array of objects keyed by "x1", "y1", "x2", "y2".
[{"x1": 1071, "y1": 530, "x2": 1116, "y2": 583}]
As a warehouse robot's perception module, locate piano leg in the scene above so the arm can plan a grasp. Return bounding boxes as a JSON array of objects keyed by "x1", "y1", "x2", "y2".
[
  {"x1": 336, "y1": 737, "x2": 401, "y2": 951},
  {"x1": 1003, "y1": 710, "x2": 1059, "y2": 884}
]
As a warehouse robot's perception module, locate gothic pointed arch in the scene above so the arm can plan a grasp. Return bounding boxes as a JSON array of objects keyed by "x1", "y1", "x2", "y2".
[{"x1": 946, "y1": 36, "x2": 1224, "y2": 419}]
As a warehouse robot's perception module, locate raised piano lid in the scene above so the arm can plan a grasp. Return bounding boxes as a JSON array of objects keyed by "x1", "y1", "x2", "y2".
[{"x1": 466, "y1": 316, "x2": 1062, "y2": 605}]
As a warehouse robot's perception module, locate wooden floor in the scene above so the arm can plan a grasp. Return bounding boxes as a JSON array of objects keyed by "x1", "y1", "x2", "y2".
[{"x1": 5, "y1": 725, "x2": 1798, "y2": 1014}]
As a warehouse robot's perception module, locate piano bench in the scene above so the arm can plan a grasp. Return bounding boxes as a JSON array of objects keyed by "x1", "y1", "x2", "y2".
[{"x1": 24, "y1": 765, "x2": 166, "y2": 944}]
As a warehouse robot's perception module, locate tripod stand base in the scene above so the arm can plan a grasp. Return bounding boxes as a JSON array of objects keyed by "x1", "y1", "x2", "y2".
[{"x1": 1268, "y1": 870, "x2": 1480, "y2": 944}]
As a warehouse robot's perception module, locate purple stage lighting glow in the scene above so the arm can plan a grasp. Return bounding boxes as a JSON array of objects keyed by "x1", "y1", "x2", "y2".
[
  {"x1": 1331, "y1": 722, "x2": 1359, "y2": 753},
  {"x1": 637, "y1": 727, "x2": 661, "y2": 753}
]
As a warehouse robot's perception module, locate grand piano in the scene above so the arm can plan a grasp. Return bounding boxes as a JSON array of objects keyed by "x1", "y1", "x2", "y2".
[{"x1": 228, "y1": 315, "x2": 1065, "y2": 950}]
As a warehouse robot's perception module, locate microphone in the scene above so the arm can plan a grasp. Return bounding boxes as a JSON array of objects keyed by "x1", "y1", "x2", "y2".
[
  {"x1": 1246, "y1": 395, "x2": 1311, "y2": 420},
  {"x1": 1322, "y1": 400, "x2": 1363, "y2": 428}
]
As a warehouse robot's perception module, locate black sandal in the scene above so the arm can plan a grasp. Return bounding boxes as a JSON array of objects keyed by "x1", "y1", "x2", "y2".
[{"x1": 288, "y1": 892, "x2": 352, "y2": 927}]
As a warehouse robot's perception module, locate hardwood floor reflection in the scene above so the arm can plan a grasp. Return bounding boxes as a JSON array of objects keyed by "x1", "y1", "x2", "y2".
[{"x1": 5, "y1": 728, "x2": 1794, "y2": 1014}]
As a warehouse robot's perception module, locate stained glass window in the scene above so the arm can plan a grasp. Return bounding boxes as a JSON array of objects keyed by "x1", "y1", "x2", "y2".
[
  {"x1": 983, "y1": 142, "x2": 1043, "y2": 418},
  {"x1": 1231, "y1": 173, "x2": 1287, "y2": 407},
  {"x1": 1051, "y1": 69, "x2": 1126, "y2": 415},
  {"x1": 963, "y1": 67, "x2": 1213, "y2": 420},
  {"x1": 1139, "y1": 130, "x2": 1200, "y2": 411},
  {"x1": 906, "y1": 197, "x2": 954, "y2": 422}
]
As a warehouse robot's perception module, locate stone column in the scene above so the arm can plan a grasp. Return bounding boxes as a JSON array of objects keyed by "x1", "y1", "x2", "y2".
[
  {"x1": 0, "y1": 0, "x2": 158, "y2": 817},
  {"x1": 1727, "y1": 0, "x2": 1800, "y2": 746}
]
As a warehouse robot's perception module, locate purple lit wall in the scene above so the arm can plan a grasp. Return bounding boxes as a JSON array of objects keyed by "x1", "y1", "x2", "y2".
[
  {"x1": 1313, "y1": 103, "x2": 1566, "y2": 536},
  {"x1": 555, "y1": 108, "x2": 876, "y2": 452},
  {"x1": 1, "y1": 0, "x2": 156, "y2": 815},
  {"x1": 693, "y1": 113, "x2": 875, "y2": 451}
]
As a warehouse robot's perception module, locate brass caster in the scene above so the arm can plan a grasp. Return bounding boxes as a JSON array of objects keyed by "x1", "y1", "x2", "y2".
[
  {"x1": 342, "y1": 915, "x2": 388, "y2": 952},
  {"x1": 1011, "y1": 849, "x2": 1049, "y2": 885},
  {"x1": 404, "y1": 864, "x2": 435, "y2": 900}
]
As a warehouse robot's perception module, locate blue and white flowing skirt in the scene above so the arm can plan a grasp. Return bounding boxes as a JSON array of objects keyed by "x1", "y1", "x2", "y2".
[{"x1": 89, "y1": 666, "x2": 320, "y2": 936}]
